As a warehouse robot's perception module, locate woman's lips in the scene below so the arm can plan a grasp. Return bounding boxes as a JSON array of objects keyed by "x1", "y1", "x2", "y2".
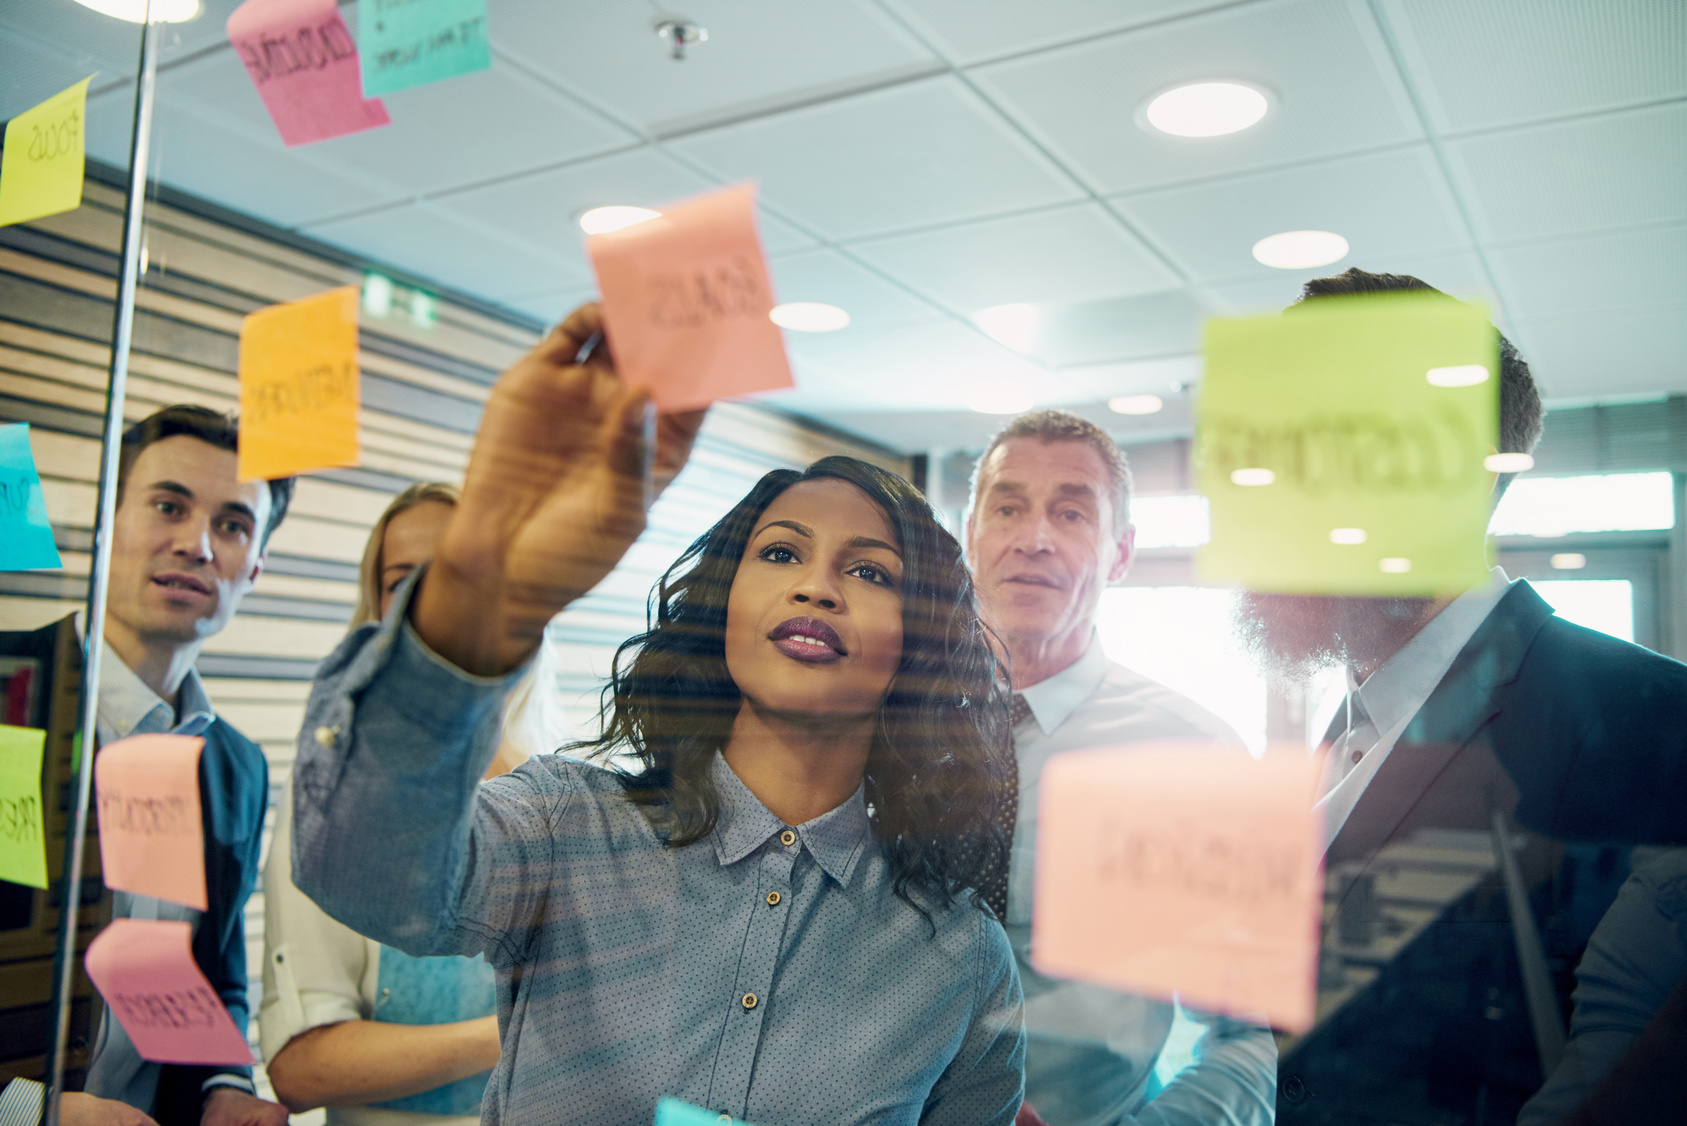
[{"x1": 768, "y1": 616, "x2": 846, "y2": 663}]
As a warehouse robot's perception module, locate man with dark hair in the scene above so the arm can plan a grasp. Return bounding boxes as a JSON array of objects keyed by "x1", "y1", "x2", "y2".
[{"x1": 1242, "y1": 269, "x2": 1687, "y2": 1124}]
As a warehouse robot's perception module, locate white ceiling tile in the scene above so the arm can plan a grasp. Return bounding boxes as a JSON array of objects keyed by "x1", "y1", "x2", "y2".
[
  {"x1": 0, "y1": 23, "x2": 110, "y2": 122},
  {"x1": 970, "y1": 0, "x2": 1423, "y2": 195},
  {"x1": 498, "y1": 287, "x2": 602, "y2": 327},
  {"x1": 755, "y1": 210, "x2": 821, "y2": 255},
  {"x1": 848, "y1": 202, "x2": 1180, "y2": 312},
  {"x1": 782, "y1": 319, "x2": 1043, "y2": 410},
  {"x1": 1490, "y1": 225, "x2": 1687, "y2": 322},
  {"x1": 1199, "y1": 247, "x2": 1497, "y2": 314},
  {"x1": 1383, "y1": 0, "x2": 1687, "y2": 133},
  {"x1": 670, "y1": 76, "x2": 1084, "y2": 240},
  {"x1": 1020, "y1": 290, "x2": 1210, "y2": 367},
  {"x1": 1113, "y1": 146, "x2": 1469, "y2": 282},
  {"x1": 767, "y1": 249, "x2": 940, "y2": 328},
  {"x1": 1516, "y1": 303, "x2": 1687, "y2": 401},
  {"x1": 882, "y1": 0, "x2": 1227, "y2": 66},
  {"x1": 1446, "y1": 102, "x2": 1687, "y2": 243}
]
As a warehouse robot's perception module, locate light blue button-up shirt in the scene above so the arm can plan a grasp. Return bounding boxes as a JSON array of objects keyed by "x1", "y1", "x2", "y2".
[{"x1": 291, "y1": 580, "x2": 1025, "y2": 1126}]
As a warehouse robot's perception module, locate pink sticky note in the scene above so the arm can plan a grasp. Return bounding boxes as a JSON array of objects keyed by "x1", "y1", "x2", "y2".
[
  {"x1": 96, "y1": 734, "x2": 206, "y2": 911},
  {"x1": 588, "y1": 183, "x2": 795, "y2": 412},
  {"x1": 228, "y1": 0, "x2": 391, "y2": 147},
  {"x1": 1032, "y1": 742, "x2": 1324, "y2": 1033},
  {"x1": 85, "y1": 918, "x2": 254, "y2": 1066}
]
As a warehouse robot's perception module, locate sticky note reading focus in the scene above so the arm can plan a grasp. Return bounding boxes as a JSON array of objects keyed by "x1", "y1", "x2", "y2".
[
  {"x1": 85, "y1": 918, "x2": 254, "y2": 1065},
  {"x1": 589, "y1": 183, "x2": 794, "y2": 412},
  {"x1": 359, "y1": 0, "x2": 491, "y2": 97},
  {"x1": 1032, "y1": 742, "x2": 1323, "y2": 1033},
  {"x1": 657, "y1": 1098, "x2": 758, "y2": 1126},
  {"x1": 0, "y1": 423, "x2": 64, "y2": 571},
  {"x1": 238, "y1": 285, "x2": 361, "y2": 481},
  {"x1": 96, "y1": 734, "x2": 206, "y2": 911},
  {"x1": 228, "y1": 0, "x2": 391, "y2": 147},
  {"x1": 1196, "y1": 292, "x2": 1497, "y2": 595},
  {"x1": 0, "y1": 78, "x2": 91, "y2": 229},
  {"x1": 0, "y1": 725, "x2": 48, "y2": 889}
]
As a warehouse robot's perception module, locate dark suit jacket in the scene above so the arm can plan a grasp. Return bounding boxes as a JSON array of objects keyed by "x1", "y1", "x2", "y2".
[{"x1": 1278, "y1": 581, "x2": 1687, "y2": 1125}]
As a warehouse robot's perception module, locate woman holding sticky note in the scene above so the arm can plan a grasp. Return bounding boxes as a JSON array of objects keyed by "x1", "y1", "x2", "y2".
[{"x1": 289, "y1": 303, "x2": 1025, "y2": 1126}]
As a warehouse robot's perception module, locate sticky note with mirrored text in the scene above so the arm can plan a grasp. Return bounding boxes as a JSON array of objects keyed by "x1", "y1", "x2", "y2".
[
  {"x1": 0, "y1": 77, "x2": 91, "y2": 229},
  {"x1": 589, "y1": 183, "x2": 794, "y2": 412},
  {"x1": 1195, "y1": 292, "x2": 1497, "y2": 595},
  {"x1": 0, "y1": 725, "x2": 48, "y2": 889},
  {"x1": 238, "y1": 285, "x2": 361, "y2": 481},
  {"x1": 96, "y1": 734, "x2": 206, "y2": 911},
  {"x1": 657, "y1": 1098, "x2": 758, "y2": 1126},
  {"x1": 228, "y1": 0, "x2": 390, "y2": 147},
  {"x1": 1033, "y1": 741, "x2": 1323, "y2": 1033},
  {"x1": 0, "y1": 423, "x2": 64, "y2": 572},
  {"x1": 359, "y1": 0, "x2": 490, "y2": 97},
  {"x1": 85, "y1": 918, "x2": 254, "y2": 1065}
]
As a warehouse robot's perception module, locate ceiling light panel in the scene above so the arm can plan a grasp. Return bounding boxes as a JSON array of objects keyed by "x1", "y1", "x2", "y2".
[
  {"x1": 1252, "y1": 230, "x2": 1349, "y2": 269},
  {"x1": 771, "y1": 303, "x2": 851, "y2": 332},
  {"x1": 768, "y1": 249, "x2": 943, "y2": 330},
  {"x1": 70, "y1": 0, "x2": 200, "y2": 22},
  {"x1": 1142, "y1": 82, "x2": 1270, "y2": 137}
]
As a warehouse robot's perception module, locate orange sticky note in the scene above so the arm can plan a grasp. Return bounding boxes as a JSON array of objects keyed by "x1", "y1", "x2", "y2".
[
  {"x1": 588, "y1": 183, "x2": 795, "y2": 411},
  {"x1": 85, "y1": 918, "x2": 255, "y2": 1065},
  {"x1": 1032, "y1": 742, "x2": 1324, "y2": 1033},
  {"x1": 95, "y1": 734, "x2": 206, "y2": 911},
  {"x1": 237, "y1": 285, "x2": 361, "y2": 481}
]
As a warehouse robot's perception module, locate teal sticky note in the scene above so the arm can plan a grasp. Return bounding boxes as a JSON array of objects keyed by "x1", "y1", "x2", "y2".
[
  {"x1": 656, "y1": 1098, "x2": 754, "y2": 1126},
  {"x1": 359, "y1": 0, "x2": 491, "y2": 97},
  {"x1": 0, "y1": 423, "x2": 63, "y2": 571}
]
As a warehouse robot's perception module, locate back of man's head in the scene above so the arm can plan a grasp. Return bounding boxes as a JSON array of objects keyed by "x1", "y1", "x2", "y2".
[
  {"x1": 118, "y1": 405, "x2": 296, "y2": 550},
  {"x1": 967, "y1": 409, "x2": 1134, "y2": 532}
]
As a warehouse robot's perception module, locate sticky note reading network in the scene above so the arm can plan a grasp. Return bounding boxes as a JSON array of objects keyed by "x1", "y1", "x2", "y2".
[
  {"x1": 238, "y1": 285, "x2": 361, "y2": 481},
  {"x1": 1196, "y1": 292, "x2": 1497, "y2": 595},
  {"x1": 85, "y1": 918, "x2": 255, "y2": 1065},
  {"x1": 359, "y1": 0, "x2": 491, "y2": 97},
  {"x1": 657, "y1": 1098, "x2": 757, "y2": 1126},
  {"x1": 0, "y1": 725, "x2": 49, "y2": 889},
  {"x1": 96, "y1": 734, "x2": 207, "y2": 911},
  {"x1": 228, "y1": 0, "x2": 390, "y2": 147},
  {"x1": 0, "y1": 423, "x2": 64, "y2": 571},
  {"x1": 1033, "y1": 742, "x2": 1323, "y2": 1033},
  {"x1": 589, "y1": 183, "x2": 794, "y2": 412},
  {"x1": 0, "y1": 77, "x2": 91, "y2": 229}
]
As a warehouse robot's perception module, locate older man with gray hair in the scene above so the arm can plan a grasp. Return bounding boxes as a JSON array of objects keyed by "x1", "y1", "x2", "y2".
[{"x1": 964, "y1": 409, "x2": 1276, "y2": 1126}]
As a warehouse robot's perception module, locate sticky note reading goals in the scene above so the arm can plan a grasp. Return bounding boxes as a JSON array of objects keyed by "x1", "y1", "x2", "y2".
[
  {"x1": 96, "y1": 734, "x2": 207, "y2": 911},
  {"x1": 0, "y1": 725, "x2": 49, "y2": 890},
  {"x1": 85, "y1": 918, "x2": 255, "y2": 1065},
  {"x1": 1196, "y1": 292, "x2": 1497, "y2": 595},
  {"x1": 0, "y1": 77, "x2": 91, "y2": 228},
  {"x1": 238, "y1": 285, "x2": 361, "y2": 481},
  {"x1": 228, "y1": 0, "x2": 390, "y2": 147}
]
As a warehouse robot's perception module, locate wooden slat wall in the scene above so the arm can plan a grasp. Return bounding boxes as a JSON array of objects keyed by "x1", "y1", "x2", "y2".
[{"x1": 0, "y1": 174, "x2": 906, "y2": 1076}]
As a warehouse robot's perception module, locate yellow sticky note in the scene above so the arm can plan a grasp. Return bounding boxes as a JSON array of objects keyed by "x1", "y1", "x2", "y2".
[
  {"x1": 0, "y1": 78, "x2": 92, "y2": 228},
  {"x1": 238, "y1": 286, "x2": 361, "y2": 481},
  {"x1": 0, "y1": 724, "x2": 49, "y2": 889},
  {"x1": 1195, "y1": 292, "x2": 1498, "y2": 595}
]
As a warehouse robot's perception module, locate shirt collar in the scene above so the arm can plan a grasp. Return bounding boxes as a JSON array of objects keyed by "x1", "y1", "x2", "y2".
[
  {"x1": 95, "y1": 639, "x2": 216, "y2": 742},
  {"x1": 708, "y1": 752, "x2": 870, "y2": 886},
  {"x1": 1016, "y1": 632, "x2": 1109, "y2": 735}
]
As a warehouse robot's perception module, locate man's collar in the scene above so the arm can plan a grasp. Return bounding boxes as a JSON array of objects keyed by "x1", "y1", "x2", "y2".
[
  {"x1": 709, "y1": 752, "x2": 869, "y2": 886},
  {"x1": 1016, "y1": 632, "x2": 1108, "y2": 735},
  {"x1": 95, "y1": 638, "x2": 215, "y2": 741}
]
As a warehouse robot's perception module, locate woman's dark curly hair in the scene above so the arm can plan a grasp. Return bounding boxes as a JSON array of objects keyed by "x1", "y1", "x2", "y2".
[{"x1": 571, "y1": 455, "x2": 1014, "y2": 919}]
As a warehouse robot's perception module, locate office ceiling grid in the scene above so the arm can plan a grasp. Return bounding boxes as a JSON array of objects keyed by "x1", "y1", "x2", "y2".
[{"x1": 1, "y1": 0, "x2": 1682, "y2": 452}]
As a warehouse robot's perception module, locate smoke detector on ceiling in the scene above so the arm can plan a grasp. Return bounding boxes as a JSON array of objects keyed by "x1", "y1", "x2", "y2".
[{"x1": 655, "y1": 18, "x2": 708, "y2": 60}]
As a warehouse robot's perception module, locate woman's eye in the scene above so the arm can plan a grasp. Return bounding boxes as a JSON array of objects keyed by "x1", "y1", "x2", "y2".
[
  {"x1": 759, "y1": 545, "x2": 796, "y2": 564},
  {"x1": 849, "y1": 564, "x2": 893, "y2": 587}
]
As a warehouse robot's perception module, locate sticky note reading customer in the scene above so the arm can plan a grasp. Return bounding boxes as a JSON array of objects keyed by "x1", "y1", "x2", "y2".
[
  {"x1": 359, "y1": 0, "x2": 490, "y2": 96},
  {"x1": 0, "y1": 78, "x2": 91, "y2": 228},
  {"x1": 228, "y1": 0, "x2": 390, "y2": 146},
  {"x1": 0, "y1": 725, "x2": 48, "y2": 889},
  {"x1": 238, "y1": 285, "x2": 361, "y2": 481},
  {"x1": 0, "y1": 423, "x2": 64, "y2": 572},
  {"x1": 1195, "y1": 292, "x2": 1497, "y2": 595},
  {"x1": 96, "y1": 734, "x2": 206, "y2": 911},
  {"x1": 589, "y1": 183, "x2": 794, "y2": 412},
  {"x1": 85, "y1": 919, "x2": 254, "y2": 1065},
  {"x1": 1033, "y1": 742, "x2": 1323, "y2": 1033}
]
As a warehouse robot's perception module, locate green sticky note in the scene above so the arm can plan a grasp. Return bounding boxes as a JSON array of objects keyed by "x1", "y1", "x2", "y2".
[
  {"x1": 359, "y1": 0, "x2": 491, "y2": 97},
  {"x1": 656, "y1": 1098, "x2": 754, "y2": 1126},
  {"x1": 0, "y1": 77, "x2": 91, "y2": 228},
  {"x1": 0, "y1": 423, "x2": 64, "y2": 571},
  {"x1": 1195, "y1": 292, "x2": 1498, "y2": 595},
  {"x1": 0, "y1": 724, "x2": 49, "y2": 889}
]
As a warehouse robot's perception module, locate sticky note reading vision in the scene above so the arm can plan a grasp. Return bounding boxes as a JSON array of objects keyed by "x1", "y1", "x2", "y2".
[
  {"x1": 238, "y1": 285, "x2": 361, "y2": 481},
  {"x1": 85, "y1": 918, "x2": 255, "y2": 1065},
  {"x1": 589, "y1": 183, "x2": 794, "y2": 412},
  {"x1": 96, "y1": 734, "x2": 206, "y2": 911},
  {"x1": 359, "y1": 0, "x2": 491, "y2": 97},
  {"x1": 228, "y1": 0, "x2": 391, "y2": 147},
  {"x1": 1196, "y1": 292, "x2": 1498, "y2": 595},
  {"x1": 0, "y1": 78, "x2": 91, "y2": 229},
  {"x1": 1033, "y1": 742, "x2": 1324, "y2": 1033},
  {"x1": 657, "y1": 1098, "x2": 758, "y2": 1126},
  {"x1": 0, "y1": 725, "x2": 48, "y2": 889},
  {"x1": 0, "y1": 423, "x2": 64, "y2": 571}
]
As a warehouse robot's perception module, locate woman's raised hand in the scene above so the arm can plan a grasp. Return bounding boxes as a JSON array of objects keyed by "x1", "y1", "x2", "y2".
[{"x1": 415, "y1": 303, "x2": 705, "y2": 675}]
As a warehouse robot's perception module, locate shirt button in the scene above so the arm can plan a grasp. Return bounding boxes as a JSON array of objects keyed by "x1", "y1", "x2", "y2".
[
  {"x1": 1351, "y1": 749, "x2": 1364, "y2": 764},
  {"x1": 765, "y1": 891, "x2": 781, "y2": 907},
  {"x1": 741, "y1": 992, "x2": 758, "y2": 1010},
  {"x1": 779, "y1": 830, "x2": 796, "y2": 847},
  {"x1": 314, "y1": 725, "x2": 339, "y2": 747},
  {"x1": 717, "y1": 1117, "x2": 731, "y2": 1124}
]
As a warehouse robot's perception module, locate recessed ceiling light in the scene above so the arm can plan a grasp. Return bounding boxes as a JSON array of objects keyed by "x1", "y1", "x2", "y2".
[
  {"x1": 972, "y1": 304, "x2": 1040, "y2": 354},
  {"x1": 968, "y1": 387, "x2": 1033, "y2": 415},
  {"x1": 770, "y1": 303, "x2": 850, "y2": 332},
  {"x1": 1427, "y1": 364, "x2": 1489, "y2": 387},
  {"x1": 1143, "y1": 82, "x2": 1270, "y2": 138},
  {"x1": 1108, "y1": 394, "x2": 1164, "y2": 416},
  {"x1": 71, "y1": 0, "x2": 200, "y2": 19},
  {"x1": 1550, "y1": 553, "x2": 1587, "y2": 570},
  {"x1": 1379, "y1": 557, "x2": 1413, "y2": 573},
  {"x1": 1329, "y1": 527, "x2": 1368, "y2": 545},
  {"x1": 579, "y1": 206, "x2": 661, "y2": 235},
  {"x1": 1252, "y1": 230, "x2": 1349, "y2": 270},
  {"x1": 1230, "y1": 467, "x2": 1275, "y2": 487},
  {"x1": 1484, "y1": 452, "x2": 1534, "y2": 473}
]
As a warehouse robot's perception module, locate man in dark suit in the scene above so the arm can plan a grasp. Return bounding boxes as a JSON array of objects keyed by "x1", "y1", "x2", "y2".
[{"x1": 1237, "y1": 269, "x2": 1687, "y2": 1124}]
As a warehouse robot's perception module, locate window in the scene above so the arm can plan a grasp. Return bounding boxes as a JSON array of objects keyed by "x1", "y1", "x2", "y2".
[
  {"x1": 1490, "y1": 472, "x2": 1674, "y2": 536},
  {"x1": 1530, "y1": 579, "x2": 1635, "y2": 643}
]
